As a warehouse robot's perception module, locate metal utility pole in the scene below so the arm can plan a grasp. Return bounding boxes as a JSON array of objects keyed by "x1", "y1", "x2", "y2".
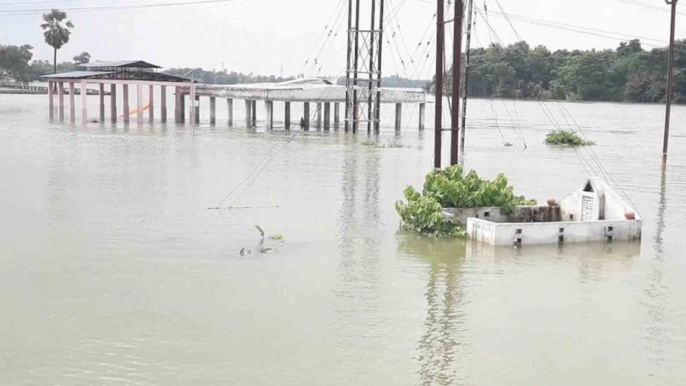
[
  {"x1": 450, "y1": 0, "x2": 464, "y2": 166},
  {"x1": 435, "y1": 0, "x2": 445, "y2": 169},
  {"x1": 460, "y1": 0, "x2": 474, "y2": 160},
  {"x1": 345, "y1": 0, "x2": 353, "y2": 132},
  {"x1": 663, "y1": 0, "x2": 678, "y2": 169}
]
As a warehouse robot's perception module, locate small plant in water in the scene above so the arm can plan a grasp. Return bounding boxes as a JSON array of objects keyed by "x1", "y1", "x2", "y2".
[
  {"x1": 545, "y1": 130, "x2": 595, "y2": 146},
  {"x1": 238, "y1": 226, "x2": 283, "y2": 256},
  {"x1": 395, "y1": 165, "x2": 536, "y2": 237}
]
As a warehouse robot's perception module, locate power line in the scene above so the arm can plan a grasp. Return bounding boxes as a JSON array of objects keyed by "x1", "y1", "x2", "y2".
[
  {"x1": 618, "y1": 0, "x2": 686, "y2": 16},
  {"x1": 0, "y1": 0, "x2": 84, "y2": 7},
  {"x1": 418, "y1": 0, "x2": 668, "y2": 46},
  {"x1": 0, "y1": 0, "x2": 237, "y2": 15}
]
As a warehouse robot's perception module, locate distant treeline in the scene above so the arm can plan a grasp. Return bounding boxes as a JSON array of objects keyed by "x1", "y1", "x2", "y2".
[
  {"x1": 162, "y1": 67, "x2": 430, "y2": 89},
  {"x1": 162, "y1": 68, "x2": 295, "y2": 85},
  {"x1": 434, "y1": 39, "x2": 686, "y2": 104}
]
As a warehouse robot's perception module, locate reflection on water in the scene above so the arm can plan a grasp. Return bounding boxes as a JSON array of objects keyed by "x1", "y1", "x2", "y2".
[
  {"x1": 399, "y1": 237, "x2": 471, "y2": 386},
  {"x1": 644, "y1": 171, "x2": 670, "y2": 371}
]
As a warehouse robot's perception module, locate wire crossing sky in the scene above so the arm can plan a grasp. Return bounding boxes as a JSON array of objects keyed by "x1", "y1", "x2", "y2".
[{"x1": 0, "y1": 0, "x2": 684, "y2": 76}]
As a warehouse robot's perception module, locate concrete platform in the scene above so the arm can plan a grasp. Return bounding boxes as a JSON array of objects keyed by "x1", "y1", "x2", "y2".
[{"x1": 444, "y1": 178, "x2": 643, "y2": 246}]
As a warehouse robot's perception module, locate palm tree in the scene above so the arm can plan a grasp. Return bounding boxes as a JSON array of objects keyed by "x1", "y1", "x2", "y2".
[{"x1": 40, "y1": 9, "x2": 74, "y2": 74}]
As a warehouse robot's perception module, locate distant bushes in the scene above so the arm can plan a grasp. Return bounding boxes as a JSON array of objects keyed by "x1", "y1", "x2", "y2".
[{"x1": 545, "y1": 130, "x2": 595, "y2": 146}]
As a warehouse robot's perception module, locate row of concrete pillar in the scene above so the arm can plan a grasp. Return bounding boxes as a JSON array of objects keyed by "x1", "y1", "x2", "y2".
[
  {"x1": 186, "y1": 97, "x2": 426, "y2": 131},
  {"x1": 48, "y1": 80, "x2": 426, "y2": 131},
  {"x1": 48, "y1": 80, "x2": 174, "y2": 124}
]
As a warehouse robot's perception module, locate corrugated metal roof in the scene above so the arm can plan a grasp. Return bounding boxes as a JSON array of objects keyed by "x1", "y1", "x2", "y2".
[
  {"x1": 80, "y1": 60, "x2": 161, "y2": 69},
  {"x1": 41, "y1": 71, "x2": 117, "y2": 79}
]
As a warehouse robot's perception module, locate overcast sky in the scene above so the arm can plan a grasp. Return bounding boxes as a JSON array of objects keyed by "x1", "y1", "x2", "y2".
[{"x1": 1, "y1": 0, "x2": 685, "y2": 78}]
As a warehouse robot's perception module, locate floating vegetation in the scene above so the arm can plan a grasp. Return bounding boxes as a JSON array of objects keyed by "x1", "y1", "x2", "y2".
[
  {"x1": 545, "y1": 130, "x2": 595, "y2": 146},
  {"x1": 237, "y1": 226, "x2": 283, "y2": 257},
  {"x1": 360, "y1": 138, "x2": 406, "y2": 148},
  {"x1": 395, "y1": 165, "x2": 536, "y2": 237}
]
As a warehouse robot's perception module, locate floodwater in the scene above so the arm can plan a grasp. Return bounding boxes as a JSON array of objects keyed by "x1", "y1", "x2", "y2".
[{"x1": 1, "y1": 92, "x2": 685, "y2": 385}]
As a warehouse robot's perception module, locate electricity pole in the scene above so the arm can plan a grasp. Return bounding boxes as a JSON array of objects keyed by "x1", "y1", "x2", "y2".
[
  {"x1": 435, "y1": 0, "x2": 444, "y2": 169},
  {"x1": 663, "y1": 0, "x2": 678, "y2": 170},
  {"x1": 450, "y1": 0, "x2": 464, "y2": 165}
]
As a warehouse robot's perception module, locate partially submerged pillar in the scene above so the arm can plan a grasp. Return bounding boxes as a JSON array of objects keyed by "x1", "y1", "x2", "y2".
[
  {"x1": 395, "y1": 103, "x2": 402, "y2": 132},
  {"x1": 265, "y1": 100, "x2": 274, "y2": 130},
  {"x1": 110, "y1": 84, "x2": 117, "y2": 124},
  {"x1": 160, "y1": 86, "x2": 167, "y2": 122},
  {"x1": 136, "y1": 84, "x2": 143, "y2": 124},
  {"x1": 227, "y1": 98, "x2": 233, "y2": 126},
  {"x1": 194, "y1": 95, "x2": 200, "y2": 124},
  {"x1": 123, "y1": 84, "x2": 130, "y2": 124},
  {"x1": 245, "y1": 100, "x2": 252, "y2": 127},
  {"x1": 80, "y1": 80, "x2": 88, "y2": 124},
  {"x1": 48, "y1": 81, "x2": 54, "y2": 119},
  {"x1": 99, "y1": 84, "x2": 105, "y2": 122},
  {"x1": 69, "y1": 82, "x2": 75, "y2": 123},
  {"x1": 251, "y1": 100, "x2": 257, "y2": 127},
  {"x1": 148, "y1": 85, "x2": 154, "y2": 122},
  {"x1": 419, "y1": 102, "x2": 425, "y2": 130},
  {"x1": 180, "y1": 93, "x2": 186, "y2": 123},
  {"x1": 334, "y1": 102, "x2": 340, "y2": 129},
  {"x1": 210, "y1": 96, "x2": 216, "y2": 125},
  {"x1": 174, "y1": 87, "x2": 181, "y2": 123},
  {"x1": 58, "y1": 82, "x2": 65, "y2": 121},
  {"x1": 316, "y1": 102, "x2": 322, "y2": 129},
  {"x1": 285, "y1": 101, "x2": 291, "y2": 130},
  {"x1": 324, "y1": 102, "x2": 331, "y2": 130},
  {"x1": 303, "y1": 102, "x2": 310, "y2": 131}
]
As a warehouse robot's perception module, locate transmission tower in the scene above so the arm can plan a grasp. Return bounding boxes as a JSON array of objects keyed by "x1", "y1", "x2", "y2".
[{"x1": 345, "y1": 0, "x2": 385, "y2": 133}]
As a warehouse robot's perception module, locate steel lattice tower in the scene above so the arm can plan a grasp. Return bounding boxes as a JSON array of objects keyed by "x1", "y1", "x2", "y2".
[{"x1": 345, "y1": 0, "x2": 384, "y2": 133}]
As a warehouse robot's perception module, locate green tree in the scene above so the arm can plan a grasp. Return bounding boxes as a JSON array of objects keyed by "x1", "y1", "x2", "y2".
[
  {"x1": 40, "y1": 9, "x2": 74, "y2": 74},
  {"x1": 0, "y1": 44, "x2": 34, "y2": 82},
  {"x1": 73, "y1": 51, "x2": 90, "y2": 65}
]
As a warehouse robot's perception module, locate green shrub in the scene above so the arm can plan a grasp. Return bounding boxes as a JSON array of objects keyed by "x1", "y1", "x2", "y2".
[
  {"x1": 395, "y1": 165, "x2": 536, "y2": 237},
  {"x1": 545, "y1": 130, "x2": 595, "y2": 146}
]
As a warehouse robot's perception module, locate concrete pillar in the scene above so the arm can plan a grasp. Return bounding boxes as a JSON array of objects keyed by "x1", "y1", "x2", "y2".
[
  {"x1": 110, "y1": 84, "x2": 117, "y2": 124},
  {"x1": 161, "y1": 86, "x2": 167, "y2": 122},
  {"x1": 324, "y1": 102, "x2": 331, "y2": 130},
  {"x1": 68, "y1": 82, "x2": 75, "y2": 123},
  {"x1": 334, "y1": 102, "x2": 340, "y2": 129},
  {"x1": 251, "y1": 100, "x2": 257, "y2": 127},
  {"x1": 58, "y1": 82, "x2": 65, "y2": 121},
  {"x1": 180, "y1": 93, "x2": 186, "y2": 123},
  {"x1": 189, "y1": 85, "x2": 197, "y2": 125},
  {"x1": 175, "y1": 87, "x2": 181, "y2": 123},
  {"x1": 48, "y1": 81, "x2": 54, "y2": 119},
  {"x1": 136, "y1": 84, "x2": 143, "y2": 124},
  {"x1": 227, "y1": 98, "x2": 233, "y2": 126},
  {"x1": 98, "y1": 84, "x2": 105, "y2": 122},
  {"x1": 419, "y1": 102, "x2": 425, "y2": 130},
  {"x1": 148, "y1": 85, "x2": 154, "y2": 122},
  {"x1": 395, "y1": 103, "x2": 402, "y2": 132},
  {"x1": 303, "y1": 102, "x2": 310, "y2": 131},
  {"x1": 80, "y1": 80, "x2": 88, "y2": 124},
  {"x1": 316, "y1": 102, "x2": 322, "y2": 129},
  {"x1": 123, "y1": 84, "x2": 129, "y2": 123},
  {"x1": 285, "y1": 101, "x2": 291, "y2": 130},
  {"x1": 265, "y1": 100, "x2": 274, "y2": 130},
  {"x1": 210, "y1": 96, "x2": 216, "y2": 125},
  {"x1": 245, "y1": 100, "x2": 251, "y2": 127},
  {"x1": 194, "y1": 96, "x2": 200, "y2": 125}
]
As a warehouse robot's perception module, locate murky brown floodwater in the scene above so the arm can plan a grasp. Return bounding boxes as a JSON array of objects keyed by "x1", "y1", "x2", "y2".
[{"x1": 1, "y1": 92, "x2": 685, "y2": 385}]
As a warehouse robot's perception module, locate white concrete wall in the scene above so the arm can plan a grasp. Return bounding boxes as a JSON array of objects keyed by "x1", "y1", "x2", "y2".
[
  {"x1": 443, "y1": 207, "x2": 507, "y2": 224},
  {"x1": 467, "y1": 218, "x2": 642, "y2": 246}
]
